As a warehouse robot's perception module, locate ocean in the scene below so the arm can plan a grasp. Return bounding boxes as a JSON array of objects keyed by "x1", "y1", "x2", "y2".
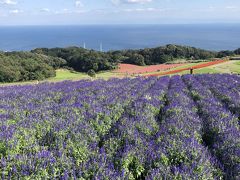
[{"x1": 0, "y1": 24, "x2": 239, "y2": 52}]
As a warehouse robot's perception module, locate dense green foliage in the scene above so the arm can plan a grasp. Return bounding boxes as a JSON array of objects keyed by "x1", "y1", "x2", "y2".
[
  {"x1": 217, "y1": 50, "x2": 235, "y2": 58},
  {"x1": 112, "y1": 44, "x2": 218, "y2": 65},
  {"x1": 32, "y1": 45, "x2": 240, "y2": 71},
  {"x1": 32, "y1": 47, "x2": 118, "y2": 72},
  {"x1": 0, "y1": 51, "x2": 66, "y2": 82},
  {"x1": 87, "y1": 69, "x2": 96, "y2": 77},
  {"x1": 32, "y1": 45, "x2": 219, "y2": 68},
  {"x1": 234, "y1": 48, "x2": 240, "y2": 55}
]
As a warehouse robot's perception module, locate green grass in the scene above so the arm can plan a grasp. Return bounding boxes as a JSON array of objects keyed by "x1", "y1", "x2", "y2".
[
  {"x1": 203, "y1": 60, "x2": 240, "y2": 74},
  {"x1": 193, "y1": 68, "x2": 220, "y2": 74},
  {"x1": 49, "y1": 69, "x2": 89, "y2": 81},
  {"x1": 232, "y1": 61, "x2": 240, "y2": 73},
  {"x1": 172, "y1": 60, "x2": 240, "y2": 75},
  {"x1": 167, "y1": 63, "x2": 197, "y2": 70},
  {"x1": 96, "y1": 71, "x2": 123, "y2": 79},
  {"x1": 166, "y1": 59, "x2": 209, "y2": 64},
  {"x1": 0, "y1": 69, "x2": 122, "y2": 86},
  {"x1": 48, "y1": 69, "x2": 122, "y2": 82},
  {"x1": 160, "y1": 62, "x2": 208, "y2": 73},
  {"x1": 142, "y1": 62, "x2": 210, "y2": 76}
]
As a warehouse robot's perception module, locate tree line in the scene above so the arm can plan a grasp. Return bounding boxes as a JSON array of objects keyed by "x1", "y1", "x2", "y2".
[
  {"x1": 1, "y1": 44, "x2": 240, "y2": 82},
  {"x1": 33, "y1": 45, "x2": 240, "y2": 69},
  {"x1": 32, "y1": 47, "x2": 118, "y2": 73},
  {"x1": 32, "y1": 45, "x2": 219, "y2": 68}
]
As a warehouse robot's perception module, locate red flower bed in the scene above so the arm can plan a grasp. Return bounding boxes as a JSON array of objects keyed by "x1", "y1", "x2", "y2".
[{"x1": 114, "y1": 63, "x2": 183, "y2": 74}]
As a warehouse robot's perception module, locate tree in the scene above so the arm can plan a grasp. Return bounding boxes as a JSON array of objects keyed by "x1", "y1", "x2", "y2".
[
  {"x1": 234, "y1": 48, "x2": 240, "y2": 55},
  {"x1": 87, "y1": 69, "x2": 96, "y2": 78},
  {"x1": 217, "y1": 50, "x2": 234, "y2": 58},
  {"x1": 125, "y1": 54, "x2": 145, "y2": 66}
]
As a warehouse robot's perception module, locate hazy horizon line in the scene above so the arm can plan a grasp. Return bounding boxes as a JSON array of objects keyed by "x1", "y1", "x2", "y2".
[{"x1": 0, "y1": 22, "x2": 240, "y2": 27}]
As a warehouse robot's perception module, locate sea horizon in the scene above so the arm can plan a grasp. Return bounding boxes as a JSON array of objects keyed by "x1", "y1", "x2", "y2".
[{"x1": 0, "y1": 23, "x2": 240, "y2": 52}]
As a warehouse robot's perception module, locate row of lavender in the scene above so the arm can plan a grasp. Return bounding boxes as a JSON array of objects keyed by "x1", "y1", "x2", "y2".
[
  {"x1": 195, "y1": 74, "x2": 240, "y2": 122},
  {"x1": 0, "y1": 74, "x2": 239, "y2": 179},
  {"x1": 182, "y1": 74, "x2": 240, "y2": 179}
]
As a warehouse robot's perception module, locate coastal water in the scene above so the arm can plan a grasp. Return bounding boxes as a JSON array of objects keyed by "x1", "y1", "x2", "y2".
[{"x1": 0, "y1": 24, "x2": 239, "y2": 52}]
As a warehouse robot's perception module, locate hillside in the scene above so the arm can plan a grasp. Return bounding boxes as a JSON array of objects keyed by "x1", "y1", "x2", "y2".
[
  {"x1": 32, "y1": 45, "x2": 219, "y2": 70},
  {"x1": 0, "y1": 44, "x2": 240, "y2": 83}
]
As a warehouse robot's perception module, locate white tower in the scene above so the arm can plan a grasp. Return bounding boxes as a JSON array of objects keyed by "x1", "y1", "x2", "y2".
[
  {"x1": 83, "y1": 42, "x2": 86, "y2": 49},
  {"x1": 100, "y1": 43, "x2": 103, "y2": 52}
]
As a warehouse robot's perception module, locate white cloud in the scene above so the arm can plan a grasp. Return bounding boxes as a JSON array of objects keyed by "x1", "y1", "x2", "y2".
[
  {"x1": 225, "y1": 6, "x2": 237, "y2": 10},
  {"x1": 112, "y1": 0, "x2": 152, "y2": 5},
  {"x1": 0, "y1": 0, "x2": 17, "y2": 5},
  {"x1": 75, "y1": 0, "x2": 83, "y2": 8},
  {"x1": 40, "y1": 8, "x2": 50, "y2": 12},
  {"x1": 124, "y1": 0, "x2": 152, "y2": 3},
  {"x1": 111, "y1": 0, "x2": 119, "y2": 5},
  {"x1": 9, "y1": 9, "x2": 22, "y2": 14},
  {"x1": 123, "y1": 7, "x2": 162, "y2": 12},
  {"x1": 54, "y1": 9, "x2": 73, "y2": 15}
]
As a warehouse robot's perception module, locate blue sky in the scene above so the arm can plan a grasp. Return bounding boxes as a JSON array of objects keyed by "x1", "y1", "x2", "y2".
[{"x1": 0, "y1": 0, "x2": 240, "y2": 25}]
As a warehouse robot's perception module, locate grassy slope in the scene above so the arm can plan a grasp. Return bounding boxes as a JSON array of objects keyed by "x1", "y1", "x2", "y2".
[
  {"x1": 211, "y1": 60, "x2": 240, "y2": 73},
  {"x1": 172, "y1": 60, "x2": 240, "y2": 75},
  {"x1": 0, "y1": 70, "x2": 121, "y2": 86},
  {"x1": 48, "y1": 69, "x2": 123, "y2": 81},
  {"x1": 49, "y1": 69, "x2": 88, "y2": 81}
]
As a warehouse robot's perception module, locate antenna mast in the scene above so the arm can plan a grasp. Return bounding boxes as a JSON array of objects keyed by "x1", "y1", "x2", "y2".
[{"x1": 100, "y1": 43, "x2": 103, "y2": 52}]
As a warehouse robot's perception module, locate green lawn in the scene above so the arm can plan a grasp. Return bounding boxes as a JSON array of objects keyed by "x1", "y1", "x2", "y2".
[
  {"x1": 142, "y1": 62, "x2": 213, "y2": 76},
  {"x1": 0, "y1": 69, "x2": 122, "y2": 86},
  {"x1": 48, "y1": 69, "x2": 122, "y2": 81},
  {"x1": 166, "y1": 63, "x2": 198, "y2": 71},
  {"x1": 49, "y1": 69, "x2": 89, "y2": 81},
  {"x1": 193, "y1": 68, "x2": 220, "y2": 74},
  {"x1": 195, "y1": 60, "x2": 240, "y2": 74},
  {"x1": 172, "y1": 60, "x2": 240, "y2": 75}
]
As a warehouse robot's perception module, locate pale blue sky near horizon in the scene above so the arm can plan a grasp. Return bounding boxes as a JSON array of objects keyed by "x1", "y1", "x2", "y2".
[{"x1": 0, "y1": 0, "x2": 240, "y2": 25}]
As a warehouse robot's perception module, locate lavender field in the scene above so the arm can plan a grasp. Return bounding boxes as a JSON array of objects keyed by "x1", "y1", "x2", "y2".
[{"x1": 0, "y1": 74, "x2": 239, "y2": 179}]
